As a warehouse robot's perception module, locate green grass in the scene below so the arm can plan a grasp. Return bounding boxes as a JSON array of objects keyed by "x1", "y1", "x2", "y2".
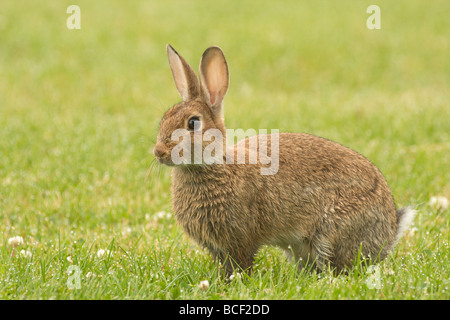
[{"x1": 0, "y1": 0, "x2": 449, "y2": 299}]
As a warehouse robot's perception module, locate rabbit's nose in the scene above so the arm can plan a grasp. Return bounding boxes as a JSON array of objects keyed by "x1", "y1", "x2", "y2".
[{"x1": 153, "y1": 143, "x2": 166, "y2": 158}]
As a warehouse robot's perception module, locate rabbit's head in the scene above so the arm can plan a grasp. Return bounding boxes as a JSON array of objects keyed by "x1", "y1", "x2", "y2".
[{"x1": 153, "y1": 45, "x2": 229, "y2": 166}]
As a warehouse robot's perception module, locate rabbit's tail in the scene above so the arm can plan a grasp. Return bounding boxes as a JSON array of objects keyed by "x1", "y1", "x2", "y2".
[{"x1": 394, "y1": 206, "x2": 417, "y2": 244}]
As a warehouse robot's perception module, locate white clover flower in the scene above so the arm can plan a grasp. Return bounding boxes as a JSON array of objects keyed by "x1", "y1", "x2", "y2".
[
  {"x1": 229, "y1": 272, "x2": 242, "y2": 281},
  {"x1": 154, "y1": 211, "x2": 172, "y2": 220},
  {"x1": 198, "y1": 280, "x2": 209, "y2": 290},
  {"x1": 8, "y1": 236, "x2": 24, "y2": 247},
  {"x1": 429, "y1": 196, "x2": 449, "y2": 211},
  {"x1": 20, "y1": 250, "x2": 32, "y2": 258},
  {"x1": 96, "y1": 249, "x2": 110, "y2": 258}
]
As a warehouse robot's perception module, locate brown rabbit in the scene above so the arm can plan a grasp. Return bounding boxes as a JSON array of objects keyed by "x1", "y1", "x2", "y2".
[{"x1": 153, "y1": 44, "x2": 416, "y2": 274}]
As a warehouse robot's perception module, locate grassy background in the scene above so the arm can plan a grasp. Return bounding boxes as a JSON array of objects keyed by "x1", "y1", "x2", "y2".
[{"x1": 0, "y1": 0, "x2": 449, "y2": 299}]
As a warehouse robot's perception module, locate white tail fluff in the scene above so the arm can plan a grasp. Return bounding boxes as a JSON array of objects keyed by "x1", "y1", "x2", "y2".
[{"x1": 395, "y1": 207, "x2": 417, "y2": 244}]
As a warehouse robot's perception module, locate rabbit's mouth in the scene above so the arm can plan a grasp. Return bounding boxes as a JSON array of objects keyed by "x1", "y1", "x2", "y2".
[
  {"x1": 153, "y1": 143, "x2": 175, "y2": 166},
  {"x1": 155, "y1": 155, "x2": 175, "y2": 166}
]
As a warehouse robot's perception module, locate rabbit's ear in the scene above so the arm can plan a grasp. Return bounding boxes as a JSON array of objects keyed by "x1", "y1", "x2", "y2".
[
  {"x1": 199, "y1": 46, "x2": 229, "y2": 117},
  {"x1": 167, "y1": 44, "x2": 200, "y2": 101}
]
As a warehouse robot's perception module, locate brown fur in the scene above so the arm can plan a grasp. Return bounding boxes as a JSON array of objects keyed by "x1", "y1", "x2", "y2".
[{"x1": 153, "y1": 45, "x2": 414, "y2": 275}]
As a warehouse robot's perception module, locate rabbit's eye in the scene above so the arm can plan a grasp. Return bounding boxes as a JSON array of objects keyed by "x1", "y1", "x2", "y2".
[{"x1": 188, "y1": 116, "x2": 201, "y2": 131}]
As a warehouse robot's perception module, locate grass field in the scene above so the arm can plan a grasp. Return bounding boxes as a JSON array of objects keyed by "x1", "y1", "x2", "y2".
[{"x1": 0, "y1": 0, "x2": 449, "y2": 300}]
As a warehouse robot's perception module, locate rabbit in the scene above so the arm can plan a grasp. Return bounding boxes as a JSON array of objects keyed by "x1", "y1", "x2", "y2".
[{"x1": 153, "y1": 44, "x2": 416, "y2": 275}]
